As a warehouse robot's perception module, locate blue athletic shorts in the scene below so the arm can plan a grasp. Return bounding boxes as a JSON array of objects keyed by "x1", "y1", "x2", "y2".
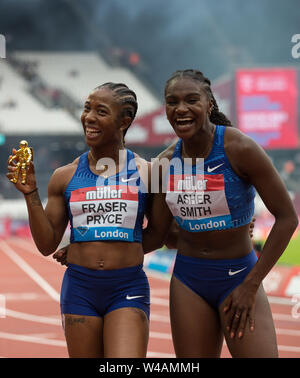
[
  {"x1": 173, "y1": 249, "x2": 258, "y2": 309},
  {"x1": 60, "y1": 263, "x2": 150, "y2": 319}
]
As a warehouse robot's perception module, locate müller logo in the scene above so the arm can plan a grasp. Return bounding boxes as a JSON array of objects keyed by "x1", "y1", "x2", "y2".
[{"x1": 0, "y1": 34, "x2": 6, "y2": 59}]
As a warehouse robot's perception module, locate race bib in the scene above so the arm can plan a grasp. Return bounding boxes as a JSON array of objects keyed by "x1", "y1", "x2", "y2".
[
  {"x1": 69, "y1": 185, "x2": 139, "y2": 241},
  {"x1": 166, "y1": 173, "x2": 232, "y2": 231}
]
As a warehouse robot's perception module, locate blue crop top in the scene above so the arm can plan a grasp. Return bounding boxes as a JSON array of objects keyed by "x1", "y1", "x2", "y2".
[
  {"x1": 64, "y1": 149, "x2": 148, "y2": 243},
  {"x1": 165, "y1": 125, "x2": 255, "y2": 232}
]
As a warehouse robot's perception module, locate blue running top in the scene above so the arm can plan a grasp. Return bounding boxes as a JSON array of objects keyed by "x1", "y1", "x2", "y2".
[
  {"x1": 165, "y1": 125, "x2": 255, "y2": 232},
  {"x1": 64, "y1": 149, "x2": 148, "y2": 243}
]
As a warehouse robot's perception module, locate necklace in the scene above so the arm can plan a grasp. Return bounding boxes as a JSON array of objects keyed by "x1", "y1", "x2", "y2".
[{"x1": 89, "y1": 151, "x2": 108, "y2": 178}]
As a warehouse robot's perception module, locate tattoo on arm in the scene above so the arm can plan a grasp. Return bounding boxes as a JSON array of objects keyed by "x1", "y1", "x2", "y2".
[{"x1": 28, "y1": 191, "x2": 42, "y2": 207}]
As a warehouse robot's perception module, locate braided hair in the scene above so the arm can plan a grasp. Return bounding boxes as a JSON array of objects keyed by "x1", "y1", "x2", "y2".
[
  {"x1": 94, "y1": 82, "x2": 138, "y2": 140},
  {"x1": 165, "y1": 69, "x2": 232, "y2": 127}
]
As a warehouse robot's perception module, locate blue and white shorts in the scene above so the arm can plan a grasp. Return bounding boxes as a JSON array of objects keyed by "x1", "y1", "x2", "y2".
[
  {"x1": 173, "y1": 249, "x2": 258, "y2": 309},
  {"x1": 60, "y1": 263, "x2": 150, "y2": 319}
]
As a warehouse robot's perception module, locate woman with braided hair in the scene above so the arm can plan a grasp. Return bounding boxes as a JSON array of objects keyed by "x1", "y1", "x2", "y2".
[
  {"x1": 142, "y1": 69, "x2": 298, "y2": 357},
  {"x1": 7, "y1": 82, "x2": 151, "y2": 357}
]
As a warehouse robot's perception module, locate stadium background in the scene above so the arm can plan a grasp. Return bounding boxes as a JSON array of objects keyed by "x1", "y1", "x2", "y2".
[{"x1": 0, "y1": 0, "x2": 300, "y2": 358}]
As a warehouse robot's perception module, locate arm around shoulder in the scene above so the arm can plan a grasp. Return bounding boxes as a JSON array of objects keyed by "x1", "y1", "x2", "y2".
[
  {"x1": 142, "y1": 150, "x2": 175, "y2": 254},
  {"x1": 142, "y1": 192, "x2": 174, "y2": 254}
]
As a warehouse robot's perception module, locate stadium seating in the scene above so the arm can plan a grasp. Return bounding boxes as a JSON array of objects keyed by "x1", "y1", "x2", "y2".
[
  {"x1": 0, "y1": 59, "x2": 80, "y2": 134},
  {"x1": 13, "y1": 51, "x2": 160, "y2": 118},
  {"x1": 0, "y1": 52, "x2": 162, "y2": 203}
]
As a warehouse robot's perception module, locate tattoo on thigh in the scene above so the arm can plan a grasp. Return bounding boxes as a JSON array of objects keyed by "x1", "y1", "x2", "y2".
[{"x1": 66, "y1": 316, "x2": 86, "y2": 326}]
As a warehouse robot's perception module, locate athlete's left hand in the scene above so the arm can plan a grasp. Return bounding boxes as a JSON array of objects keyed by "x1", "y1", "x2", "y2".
[
  {"x1": 222, "y1": 281, "x2": 257, "y2": 339},
  {"x1": 53, "y1": 245, "x2": 68, "y2": 266}
]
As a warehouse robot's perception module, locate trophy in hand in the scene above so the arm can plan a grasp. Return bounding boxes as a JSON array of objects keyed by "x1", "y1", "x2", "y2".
[{"x1": 8, "y1": 140, "x2": 33, "y2": 184}]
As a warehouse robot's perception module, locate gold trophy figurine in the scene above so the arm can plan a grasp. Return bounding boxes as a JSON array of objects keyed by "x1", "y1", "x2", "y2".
[{"x1": 9, "y1": 140, "x2": 34, "y2": 184}]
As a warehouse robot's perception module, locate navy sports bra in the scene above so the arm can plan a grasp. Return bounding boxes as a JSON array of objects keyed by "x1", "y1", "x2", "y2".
[
  {"x1": 64, "y1": 149, "x2": 148, "y2": 243},
  {"x1": 165, "y1": 125, "x2": 255, "y2": 232}
]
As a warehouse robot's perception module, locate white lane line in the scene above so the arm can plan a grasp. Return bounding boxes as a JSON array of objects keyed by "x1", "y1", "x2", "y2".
[
  {"x1": 278, "y1": 345, "x2": 300, "y2": 353},
  {"x1": 151, "y1": 328, "x2": 300, "y2": 340},
  {"x1": 7, "y1": 308, "x2": 300, "y2": 341},
  {"x1": 0, "y1": 332, "x2": 66, "y2": 347},
  {"x1": 151, "y1": 295, "x2": 297, "y2": 309},
  {"x1": 268, "y1": 296, "x2": 294, "y2": 306},
  {"x1": 0, "y1": 240, "x2": 60, "y2": 302},
  {"x1": 151, "y1": 298, "x2": 300, "y2": 325},
  {"x1": 11, "y1": 237, "x2": 61, "y2": 266},
  {"x1": 276, "y1": 328, "x2": 300, "y2": 336},
  {"x1": 222, "y1": 341, "x2": 300, "y2": 355},
  {"x1": 151, "y1": 297, "x2": 169, "y2": 306},
  {"x1": 5, "y1": 308, "x2": 61, "y2": 325},
  {"x1": 147, "y1": 351, "x2": 175, "y2": 358},
  {"x1": 150, "y1": 288, "x2": 170, "y2": 296},
  {"x1": 2, "y1": 292, "x2": 48, "y2": 301},
  {"x1": 26, "y1": 333, "x2": 59, "y2": 339},
  {"x1": 273, "y1": 313, "x2": 300, "y2": 322},
  {"x1": 150, "y1": 331, "x2": 172, "y2": 340},
  {"x1": 0, "y1": 331, "x2": 173, "y2": 355},
  {"x1": 7, "y1": 239, "x2": 297, "y2": 307},
  {"x1": 7, "y1": 307, "x2": 171, "y2": 328},
  {"x1": 149, "y1": 345, "x2": 300, "y2": 357},
  {"x1": 150, "y1": 313, "x2": 170, "y2": 323},
  {"x1": 10, "y1": 237, "x2": 40, "y2": 255},
  {"x1": 6, "y1": 306, "x2": 300, "y2": 341},
  {"x1": 6, "y1": 308, "x2": 171, "y2": 331},
  {"x1": 3, "y1": 240, "x2": 299, "y2": 343},
  {"x1": 147, "y1": 269, "x2": 299, "y2": 306},
  {"x1": 1, "y1": 326, "x2": 299, "y2": 356}
]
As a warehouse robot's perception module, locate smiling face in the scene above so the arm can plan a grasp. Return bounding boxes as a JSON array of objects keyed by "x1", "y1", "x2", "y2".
[
  {"x1": 165, "y1": 77, "x2": 213, "y2": 139},
  {"x1": 81, "y1": 87, "x2": 125, "y2": 148}
]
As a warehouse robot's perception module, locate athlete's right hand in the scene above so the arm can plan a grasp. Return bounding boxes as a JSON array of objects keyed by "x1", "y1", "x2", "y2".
[
  {"x1": 53, "y1": 245, "x2": 69, "y2": 266},
  {"x1": 6, "y1": 148, "x2": 37, "y2": 194}
]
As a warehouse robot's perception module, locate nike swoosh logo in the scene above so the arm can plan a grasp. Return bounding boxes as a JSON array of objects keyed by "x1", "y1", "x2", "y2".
[
  {"x1": 207, "y1": 163, "x2": 224, "y2": 173},
  {"x1": 228, "y1": 267, "x2": 247, "y2": 276},
  {"x1": 121, "y1": 177, "x2": 137, "y2": 182},
  {"x1": 126, "y1": 295, "x2": 144, "y2": 300}
]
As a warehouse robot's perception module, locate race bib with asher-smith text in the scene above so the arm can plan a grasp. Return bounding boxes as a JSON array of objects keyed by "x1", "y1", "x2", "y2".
[
  {"x1": 69, "y1": 185, "x2": 139, "y2": 241},
  {"x1": 166, "y1": 173, "x2": 232, "y2": 231}
]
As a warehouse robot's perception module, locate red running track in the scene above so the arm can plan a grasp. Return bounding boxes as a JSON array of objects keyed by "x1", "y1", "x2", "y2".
[{"x1": 0, "y1": 237, "x2": 299, "y2": 358}]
